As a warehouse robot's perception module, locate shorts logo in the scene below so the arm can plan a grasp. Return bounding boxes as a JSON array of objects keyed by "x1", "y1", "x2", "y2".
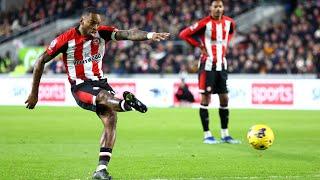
[{"x1": 206, "y1": 86, "x2": 212, "y2": 92}]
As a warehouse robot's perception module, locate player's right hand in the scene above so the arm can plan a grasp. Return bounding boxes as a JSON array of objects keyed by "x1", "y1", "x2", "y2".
[
  {"x1": 25, "y1": 94, "x2": 38, "y2": 109},
  {"x1": 151, "y1": 32, "x2": 170, "y2": 41}
]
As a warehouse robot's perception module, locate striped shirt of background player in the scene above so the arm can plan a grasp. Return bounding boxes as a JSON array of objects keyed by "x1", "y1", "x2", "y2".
[{"x1": 180, "y1": 15, "x2": 235, "y2": 71}]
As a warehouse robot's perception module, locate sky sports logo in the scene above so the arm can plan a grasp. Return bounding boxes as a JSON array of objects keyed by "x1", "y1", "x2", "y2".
[
  {"x1": 39, "y1": 82, "x2": 65, "y2": 102},
  {"x1": 252, "y1": 83, "x2": 294, "y2": 105}
]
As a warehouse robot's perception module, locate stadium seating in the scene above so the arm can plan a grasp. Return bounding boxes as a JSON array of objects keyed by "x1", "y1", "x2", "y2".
[
  {"x1": 227, "y1": 1, "x2": 320, "y2": 74},
  {"x1": 0, "y1": 0, "x2": 78, "y2": 42}
]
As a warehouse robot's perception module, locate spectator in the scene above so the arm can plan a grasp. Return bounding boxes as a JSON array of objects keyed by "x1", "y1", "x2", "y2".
[
  {"x1": 175, "y1": 78, "x2": 195, "y2": 105},
  {"x1": 0, "y1": 55, "x2": 6, "y2": 73},
  {"x1": 0, "y1": 0, "x2": 77, "y2": 42},
  {"x1": 0, "y1": 52, "x2": 13, "y2": 73}
]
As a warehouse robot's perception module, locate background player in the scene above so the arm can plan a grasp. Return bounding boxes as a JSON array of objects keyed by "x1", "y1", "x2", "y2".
[
  {"x1": 25, "y1": 7, "x2": 170, "y2": 180},
  {"x1": 179, "y1": 0, "x2": 240, "y2": 144}
]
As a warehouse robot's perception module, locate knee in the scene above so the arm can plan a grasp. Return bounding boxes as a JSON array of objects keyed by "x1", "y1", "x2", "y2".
[
  {"x1": 220, "y1": 96, "x2": 229, "y2": 107},
  {"x1": 201, "y1": 102, "x2": 209, "y2": 106},
  {"x1": 96, "y1": 90, "x2": 113, "y2": 105},
  {"x1": 96, "y1": 103, "x2": 109, "y2": 116},
  {"x1": 96, "y1": 90, "x2": 114, "y2": 113},
  {"x1": 201, "y1": 95, "x2": 210, "y2": 105}
]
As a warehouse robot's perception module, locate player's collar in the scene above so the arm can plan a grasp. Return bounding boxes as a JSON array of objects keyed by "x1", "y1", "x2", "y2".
[
  {"x1": 211, "y1": 15, "x2": 224, "y2": 22},
  {"x1": 75, "y1": 25, "x2": 81, "y2": 35}
]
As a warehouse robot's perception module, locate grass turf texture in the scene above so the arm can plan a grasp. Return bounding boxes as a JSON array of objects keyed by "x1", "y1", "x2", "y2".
[{"x1": 0, "y1": 106, "x2": 319, "y2": 179}]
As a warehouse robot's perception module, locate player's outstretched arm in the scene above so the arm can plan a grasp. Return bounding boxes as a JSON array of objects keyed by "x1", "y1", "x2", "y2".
[
  {"x1": 25, "y1": 52, "x2": 54, "y2": 109},
  {"x1": 115, "y1": 29, "x2": 170, "y2": 41}
]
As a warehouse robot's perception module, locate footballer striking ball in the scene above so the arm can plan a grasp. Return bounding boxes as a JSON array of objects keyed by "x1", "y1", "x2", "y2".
[{"x1": 247, "y1": 124, "x2": 274, "y2": 150}]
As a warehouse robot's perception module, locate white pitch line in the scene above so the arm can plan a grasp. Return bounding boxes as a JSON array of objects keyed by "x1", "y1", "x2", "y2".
[{"x1": 149, "y1": 175, "x2": 320, "y2": 180}]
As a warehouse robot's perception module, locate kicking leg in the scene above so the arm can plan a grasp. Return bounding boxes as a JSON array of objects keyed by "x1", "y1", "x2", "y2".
[
  {"x1": 123, "y1": 91, "x2": 147, "y2": 113},
  {"x1": 97, "y1": 90, "x2": 132, "y2": 112},
  {"x1": 95, "y1": 90, "x2": 147, "y2": 113}
]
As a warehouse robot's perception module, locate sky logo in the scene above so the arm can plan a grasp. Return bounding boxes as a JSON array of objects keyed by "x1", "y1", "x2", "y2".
[
  {"x1": 13, "y1": 87, "x2": 28, "y2": 97},
  {"x1": 150, "y1": 88, "x2": 162, "y2": 97},
  {"x1": 312, "y1": 88, "x2": 320, "y2": 101},
  {"x1": 229, "y1": 88, "x2": 246, "y2": 99}
]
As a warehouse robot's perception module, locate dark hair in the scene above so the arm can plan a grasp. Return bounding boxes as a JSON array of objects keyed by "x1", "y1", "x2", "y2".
[{"x1": 82, "y1": 6, "x2": 103, "y2": 16}]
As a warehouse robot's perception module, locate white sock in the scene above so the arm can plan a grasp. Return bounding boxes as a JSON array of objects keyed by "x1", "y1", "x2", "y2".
[
  {"x1": 204, "y1": 131, "x2": 212, "y2": 138},
  {"x1": 221, "y1": 129, "x2": 229, "y2": 138},
  {"x1": 96, "y1": 165, "x2": 107, "y2": 171}
]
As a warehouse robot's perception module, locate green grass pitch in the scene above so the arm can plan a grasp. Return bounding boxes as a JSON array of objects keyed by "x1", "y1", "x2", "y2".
[{"x1": 0, "y1": 106, "x2": 319, "y2": 179}]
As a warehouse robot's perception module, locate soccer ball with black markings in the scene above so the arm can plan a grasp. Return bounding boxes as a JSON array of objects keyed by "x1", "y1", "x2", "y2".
[{"x1": 247, "y1": 124, "x2": 274, "y2": 150}]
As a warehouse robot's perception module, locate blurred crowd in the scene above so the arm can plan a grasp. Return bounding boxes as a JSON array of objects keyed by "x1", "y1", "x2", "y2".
[
  {"x1": 0, "y1": 0, "x2": 78, "y2": 42},
  {"x1": 1, "y1": 0, "x2": 319, "y2": 76},
  {"x1": 227, "y1": 0, "x2": 320, "y2": 74},
  {"x1": 100, "y1": 0, "x2": 320, "y2": 75},
  {"x1": 40, "y1": 0, "x2": 259, "y2": 75},
  {"x1": 85, "y1": 0, "x2": 258, "y2": 74},
  {"x1": 100, "y1": 0, "x2": 257, "y2": 36},
  {"x1": 0, "y1": 51, "x2": 14, "y2": 73}
]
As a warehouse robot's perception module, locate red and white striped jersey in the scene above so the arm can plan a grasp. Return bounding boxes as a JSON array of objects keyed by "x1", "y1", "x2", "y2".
[
  {"x1": 179, "y1": 15, "x2": 235, "y2": 71},
  {"x1": 46, "y1": 26, "x2": 117, "y2": 84}
]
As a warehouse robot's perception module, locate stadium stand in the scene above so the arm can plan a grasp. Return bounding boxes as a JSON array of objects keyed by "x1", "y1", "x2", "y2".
[
  {"x1": 0, "y1": 0, "x2": 319, "y2": 77},
  {"x1": 228, "y1": 0, "x2": 320, "y2": 74},
  {"x1": 0, "y1": 0, "x2": 78, "y2": 42}
]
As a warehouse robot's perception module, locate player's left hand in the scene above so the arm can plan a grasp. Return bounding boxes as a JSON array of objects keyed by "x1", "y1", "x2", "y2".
[
  {"x1": 151, "y1": 33, "x2": 170, "y2": 41},
  {"x1": 25, "y1": 94, "x2": 38, "y2": 109}
]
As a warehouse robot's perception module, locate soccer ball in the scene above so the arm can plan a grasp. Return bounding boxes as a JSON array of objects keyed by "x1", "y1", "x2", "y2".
[{"x1": 247, "y1": 124, "x2": 274, "y2": 150}]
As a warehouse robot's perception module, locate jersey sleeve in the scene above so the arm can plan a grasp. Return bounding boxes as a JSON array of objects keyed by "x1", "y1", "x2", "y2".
[
  {"x1": 98, "y1": 25, "x2": 118, "y2": 41},
  {"x1": 46, "y1": 32, "x2": 68, "y2": 57},
  {"x1": 179, "y1": 17, "x2": 208, "y2": 47}
]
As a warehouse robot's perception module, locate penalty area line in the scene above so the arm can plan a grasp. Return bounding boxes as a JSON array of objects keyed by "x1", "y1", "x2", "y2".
[{"x1": 150, "y1": 175, "x2": 319, "y2": 180}]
